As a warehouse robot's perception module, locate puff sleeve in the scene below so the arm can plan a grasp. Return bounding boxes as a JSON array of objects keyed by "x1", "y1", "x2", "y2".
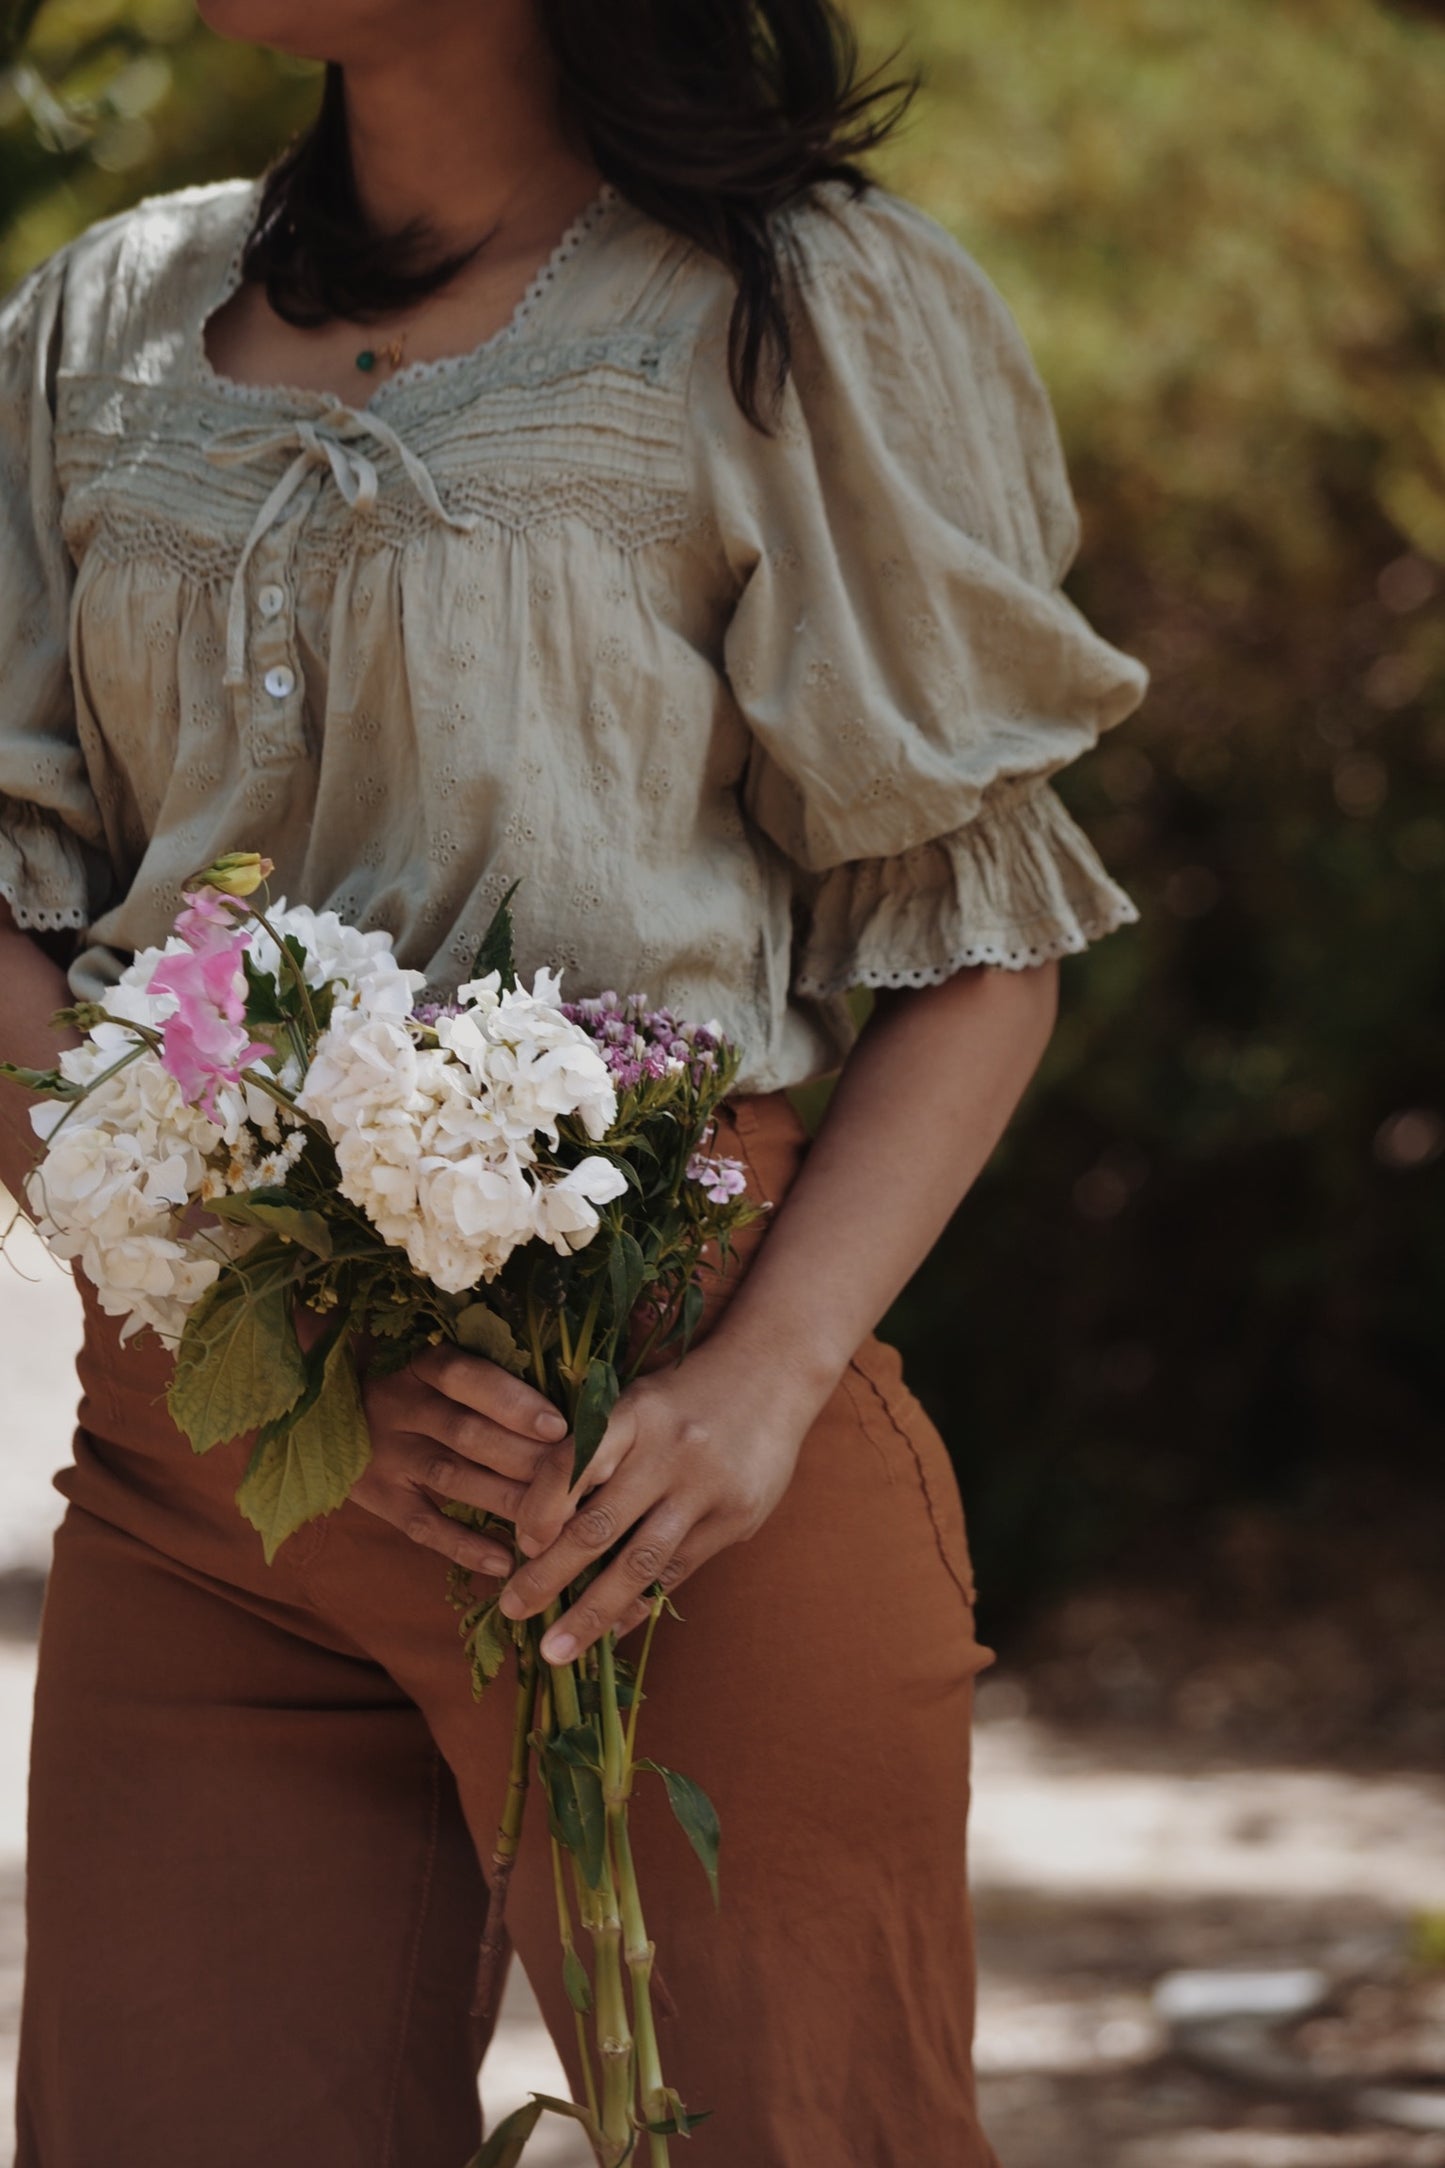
[
  {"x1": 0, "y1": 250, "x2": 110, "y2": 934},
  {"x1": 707, "y1": 186, "x2": 1148, "y2": 995}
]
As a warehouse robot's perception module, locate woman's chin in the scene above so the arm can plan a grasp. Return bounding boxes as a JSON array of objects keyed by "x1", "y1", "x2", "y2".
[{"x1": 192, "y1": 0, "x2": 345, "y2": 60}]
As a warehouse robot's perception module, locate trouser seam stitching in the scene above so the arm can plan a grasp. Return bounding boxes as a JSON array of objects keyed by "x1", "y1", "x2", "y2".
[
  {"x1": 380, "y1": 1745, "x2": 445, "y2": 2168},
  {"x1": 845, "y1": 1360, "x2": 976, "y2": 1612}
]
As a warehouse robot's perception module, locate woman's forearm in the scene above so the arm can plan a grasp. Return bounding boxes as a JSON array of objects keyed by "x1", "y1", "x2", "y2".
[
  {"x1": 705, "y1": 963, "x2": 1060, "y2": 1406},
  {"x1": 0, "y1": 903, "x2": 77, "y2": 1205}
]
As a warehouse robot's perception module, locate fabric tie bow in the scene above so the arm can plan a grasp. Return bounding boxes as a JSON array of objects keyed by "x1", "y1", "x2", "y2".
[{"x1": 206, "y1": 402, "x2": 478, "y2": 688}]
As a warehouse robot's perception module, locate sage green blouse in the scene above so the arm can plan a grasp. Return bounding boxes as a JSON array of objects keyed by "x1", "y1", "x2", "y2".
[{"x1": 0, "y1": 174, "x2": 1146, "y2": 1092}]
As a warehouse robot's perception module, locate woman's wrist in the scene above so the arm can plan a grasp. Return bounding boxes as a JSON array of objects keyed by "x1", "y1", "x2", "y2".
[{"x1": 682, "y1": 1296, "x2": 852, "y2": 1432}]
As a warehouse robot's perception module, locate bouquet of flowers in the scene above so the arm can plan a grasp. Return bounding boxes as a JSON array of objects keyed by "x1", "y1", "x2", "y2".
[{"x1": 3, "y1": 851, "x2": 760, "y2": 2167}]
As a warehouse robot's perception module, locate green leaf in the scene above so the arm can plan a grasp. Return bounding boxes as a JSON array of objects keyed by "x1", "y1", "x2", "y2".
[
  {"x1": 528, "y1": 2093, "x2": 598, "y2": 2130},
  {"x1": 679, "y1": 1278, "x2": 705, "y2": 1354},
  {"x1": 463, "y1": 1600, "x2": 513, "y2": 1698},
  {"x1": 207, "y1": 1189, "x2": 333, "y2": 1258},
  {"x1": 0, "y1": 1062, "x2": 81, "y2": 1097},
  {"x1": 547, "y1": 1718, "x2": 602, "y2": 1773},
  {"x1": 638, "y1": 1762, "x2": 720, "y2": 1906},
  {"x1": 464, "y1": 2099, "x2": 543, "y2": 2168},
  {"x1": 607, "y1": 1230, "x2": 649, "y2": 1328},
  {"x1": 534, "y1": 1731, "x2": 608, "y2": 1890},
  {"x1": 236, "y1": 1338, "x2": 371, "y2": 1563},
  {"x1": 561, "y1": 1948, "x2": 593, "y2": 2015},
  {"x1": 646, "y1": 2092, "x2": 713, "y2": 2138},
  {"x1": 167, "y1": 1275, "x2": 307, "y2": 1453},
  {"x1": 470, "y1": 880, "x2": 522, "y2": 992},
  {"x1": 241, "y1": 950, "x2": 288, "y2": 1026},
  {"x1": 577, "y1": 1671, "x2": 637, "y2": 1717},
  {"x1": 568, "y1": 1764, "x2": 608, "y2": 1892},
  {"x1": 571, "y1": 1358, "x2": 619, "y2": 1486},
  {"x1": 454, "y1": 1303, "x2": 529, "y2": 1375}
]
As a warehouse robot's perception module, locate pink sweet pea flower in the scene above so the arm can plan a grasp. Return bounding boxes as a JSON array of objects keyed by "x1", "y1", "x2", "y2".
[
  {"x1": 150, "y1": 891, "x2": 272, "y2": 1115},
  {"x1": 174, "y1": 886, "x2": 246, "y2": 949}
]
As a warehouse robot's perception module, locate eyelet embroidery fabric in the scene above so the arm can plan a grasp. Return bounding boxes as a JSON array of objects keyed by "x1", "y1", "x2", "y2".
[{"x1": 0, "y1": 175, "x2": 1147, "y2": 1092}]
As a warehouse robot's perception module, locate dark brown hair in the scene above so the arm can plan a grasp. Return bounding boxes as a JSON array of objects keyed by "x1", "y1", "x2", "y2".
[{"x1": 242, "y1": 0, "x2": 918, "y2": 430}]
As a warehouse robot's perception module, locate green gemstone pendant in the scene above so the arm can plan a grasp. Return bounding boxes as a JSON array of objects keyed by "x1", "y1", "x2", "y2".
[{"x1": 355, "y1": 348, "x2": 377, "y2": 373}]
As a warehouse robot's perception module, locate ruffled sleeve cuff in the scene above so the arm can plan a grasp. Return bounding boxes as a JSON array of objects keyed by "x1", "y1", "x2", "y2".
[
  {"x1": 794, "y1": 780, "x2": 1138, "y2": 999},
  {"x1": 0, "y1": 793, "x2": 97, "y2": 933}
]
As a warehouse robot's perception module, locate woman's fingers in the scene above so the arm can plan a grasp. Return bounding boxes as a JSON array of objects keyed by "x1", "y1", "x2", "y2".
[
  {"x1": 500, "y1": 1453, "x2": 671, "y2": 1628},
  {"x1": 371, "y1": 1374, "x2": 560, "y2": 1484},
  {"x1": 532, "y1": 1504, "x2": 706, "y2": 1663},
  {"x1": 512, "y1": 1399, "x2": 639, "y2": 1558},
  {"x1": 615, "y1": 1596, "x2": 653, "y2": 1640},
  {"x1": 404, "y1": 1438, "x2": 529, "y2": 1523},
  {"x1": 410, "y1": 1345, "x2": 568, "y2": 1444},
  {"x1": 351, "y1": 1455, "x2": 514, "y2": 1576}
]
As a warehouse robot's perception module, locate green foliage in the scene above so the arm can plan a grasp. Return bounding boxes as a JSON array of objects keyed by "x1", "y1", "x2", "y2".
[
  {"x1": 470, "y1": 880, "x2": 521, "y2": 990},
  {"x1": 843, "y1": 0, "x2": 1445, "y2": 1616},
  {"x1": 533, "y1": 1720, "x2": 608, "y2": 1889},
  {"x1": 166, "y1": 1255, "x2": 306, "y2": 1452},
  {"x1": 571, "y1": 1356, "x2": 620, "y2": 1483},
  {"x1": 457, "y1": 1596, "x2": 513, "y2": 1700},
  {"x1": 453, "y1": 1302, "x2": 529, "y2": 1375},
  {"x1": 637, "y1": 1761, "x2": 721, "y2": 1906},
  {"x1": 464, "y1": 2101, "x2": 544, "y2": 2168},
  {"x1": 236, "y1": 1331, "x2": 371, "y2": 1562},
  {"x1": 5, "y1": 0, "x2": 1443, "y2": 1613},
  {"x1": 206, "y1": 1187, "x2": 333, "y2": 1257}
]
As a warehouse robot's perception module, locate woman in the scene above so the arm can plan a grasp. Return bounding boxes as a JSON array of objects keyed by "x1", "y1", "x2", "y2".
[{"x1": 0, "y1": 0, "x2": 1146, "y2": 2161}]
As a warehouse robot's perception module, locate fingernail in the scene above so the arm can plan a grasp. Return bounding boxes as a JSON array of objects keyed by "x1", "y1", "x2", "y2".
[
  {"x1": 535, "y1": 1411, "x2": 568, "y2": 1440},
  {"x1": 541, "y1": 1630, "x2": 577, "y2": 1665},
  {"x1": 517, "y1": 1533, "x2": 543, "y2": 1558},
  {"x1": 499, "y1": 1588, "x2": 526, "y2": 1619},
  {"x1": 480, "y1": 1551, "x2": 511, "y2": 1578}
]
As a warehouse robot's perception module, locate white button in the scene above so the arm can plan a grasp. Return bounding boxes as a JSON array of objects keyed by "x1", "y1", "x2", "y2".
[
  {"x1": 257, "y1": 583, "x2": 286, "y2": 620},
  {"x1": 263, "y1": 665, "x2": 296, "y2": 700}
]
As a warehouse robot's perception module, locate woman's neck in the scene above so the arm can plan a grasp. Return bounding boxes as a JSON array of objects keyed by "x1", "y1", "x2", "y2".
[{"x1": 339, "y1": 4, "x2": 600, "y2": 251}]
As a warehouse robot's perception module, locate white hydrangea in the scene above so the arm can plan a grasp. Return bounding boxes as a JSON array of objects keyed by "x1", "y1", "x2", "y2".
[
  {"x1": 244, "y1": 900, "x2": 426, "y2": 1020},
  {"x1": 28, "y1": 901, "x2": 629, "y2": 1322},
  {"x1": 26, "y1": 1059, "x2": 227, "y2": 1342},
  {"x1": 444, "y1": 969, "x2": 618, "y2": 1144},
  {"x1": 25, "y1": 934, "x2": 314, "y2": 1339},
  {"x1": 299, "y1": 965, "x2": 625, "y2": 1291}
]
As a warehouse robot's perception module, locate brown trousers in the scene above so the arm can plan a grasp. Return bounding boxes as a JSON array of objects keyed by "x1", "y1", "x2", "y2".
[{"x1": 17, "y1": 1090, "x2": 999, "y2": 2168}]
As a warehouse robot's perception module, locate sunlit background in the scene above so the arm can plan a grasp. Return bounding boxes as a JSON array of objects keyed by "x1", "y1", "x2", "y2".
[{"x1": 2, "y1": 1, "x2": 1444, "y2": 2160}]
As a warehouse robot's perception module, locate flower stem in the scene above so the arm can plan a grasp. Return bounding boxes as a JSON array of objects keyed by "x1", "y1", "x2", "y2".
[
  {"x1": 36, "y1": 1039, "x2": 149, "y2": 1146},
  {"x1": 247, "y1": 902, "x2": 321, "y2": 1041},
  {"x1": 591, "y1": 1835, "x2": 634, "y2": 2163},
  {"x1": 601, "y1": 1633, "x2": 670, "y2": 2164},
  {"x1": 550, "y1": 1826, "x2": 601, "y2": 2140},
  {"x1": 471, "y1": 1634, "x2": 537, "y2": 2023},
  {"x1": 624, "y1": 1588, "x2": 666, "y2": 1769}
]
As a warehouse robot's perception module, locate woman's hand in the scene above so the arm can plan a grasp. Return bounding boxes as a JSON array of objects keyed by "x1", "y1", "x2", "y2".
[
  {"x1": 497, "y1": 1334, "x2": 831, "y2": 1664},
  {"x1": 351, "y1": 1345, "x2": 572, "y2": 1578}
]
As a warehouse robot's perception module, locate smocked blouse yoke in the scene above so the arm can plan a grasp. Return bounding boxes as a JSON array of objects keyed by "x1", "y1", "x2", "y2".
[{"x1": 0, "y1": 175, "x2": 1147, "y2": 1094}]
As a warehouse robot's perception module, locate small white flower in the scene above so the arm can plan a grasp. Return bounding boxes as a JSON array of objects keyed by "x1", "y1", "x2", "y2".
[{"x1": 531, "y1": 1157, "x2": 630, "y2": 1255}]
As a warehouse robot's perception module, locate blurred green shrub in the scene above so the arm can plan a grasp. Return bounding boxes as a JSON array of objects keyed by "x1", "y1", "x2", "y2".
[
  {"x1": 3, "y1": 0, "x2": 1443, "y2": 1623},
  {"x1": 853, "y1": 0, "x2": 1445, "y2": 1617}
]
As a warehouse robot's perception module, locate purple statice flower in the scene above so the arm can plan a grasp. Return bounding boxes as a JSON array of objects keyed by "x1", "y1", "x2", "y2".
[
  {"x1": 411, "y1": 999, "x2": 463, "y2": 1029},
  {"x1": 561, "y1": 990, "x2": 728, "y2": 1090},
  {"x1": 686, "y1": 1153, "x2": 748, "y2": 1205}
]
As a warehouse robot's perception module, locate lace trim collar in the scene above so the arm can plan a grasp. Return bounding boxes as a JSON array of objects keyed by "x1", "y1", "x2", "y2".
[{"x1": 192, "y1": 178, "x2": 623, "y2": 416}]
